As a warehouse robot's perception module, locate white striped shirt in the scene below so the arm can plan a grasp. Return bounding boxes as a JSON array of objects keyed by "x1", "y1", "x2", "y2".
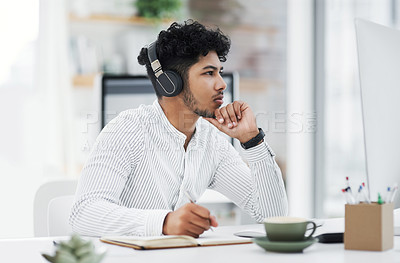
[{"x1": 70, "y1": 100, "x2": 288, "y2": 237}]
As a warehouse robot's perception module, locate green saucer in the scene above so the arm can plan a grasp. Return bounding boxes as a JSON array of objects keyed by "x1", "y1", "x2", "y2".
[{"x1": 252, "y1": 237, "x2": 317, "y2": 253}]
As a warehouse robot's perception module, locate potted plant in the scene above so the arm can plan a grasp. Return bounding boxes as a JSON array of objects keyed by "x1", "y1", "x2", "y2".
[{"x1": 135, "y1": 0, "x2": 182, "y2": 20}]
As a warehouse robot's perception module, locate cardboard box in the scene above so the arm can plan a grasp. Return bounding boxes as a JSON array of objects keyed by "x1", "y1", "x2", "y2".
[{"x1": 344, "y1": 202, "x2": 393, "y2": 251}]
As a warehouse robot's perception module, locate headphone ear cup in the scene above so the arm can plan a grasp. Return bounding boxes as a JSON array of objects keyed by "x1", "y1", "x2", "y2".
[
  {"x1": 165, "y1": 70, "x2": 183, "y2": 96},
  {"x1": 155, "y1": 70, "x2": 183, "y2": 97}
]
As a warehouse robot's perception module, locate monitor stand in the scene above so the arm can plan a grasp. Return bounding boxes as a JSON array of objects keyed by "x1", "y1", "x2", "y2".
[{"x1": 395, "y1": 208, "x2": 400, "y2": 236}]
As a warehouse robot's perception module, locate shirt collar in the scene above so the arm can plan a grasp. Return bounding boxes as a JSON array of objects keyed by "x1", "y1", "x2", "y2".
[
  {"x1": 153, "y1": 100, "x2": 187, "y2": 142},
  {"x1": 152, "y1": 100, "x2": 203, "y2": 147}
]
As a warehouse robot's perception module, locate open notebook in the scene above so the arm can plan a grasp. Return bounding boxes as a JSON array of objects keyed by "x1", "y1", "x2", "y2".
[{"x1": 100, "y1": 234, "x2": 252, "y2": 250}]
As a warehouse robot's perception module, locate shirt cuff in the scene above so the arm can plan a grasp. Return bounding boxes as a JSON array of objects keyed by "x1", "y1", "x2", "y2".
[
  {"x1": 145, "y1": 209, "x2": 171, "y2": 236},
  {"x1": 242, "y1": 140, "x2": 275, "y2": 163}
]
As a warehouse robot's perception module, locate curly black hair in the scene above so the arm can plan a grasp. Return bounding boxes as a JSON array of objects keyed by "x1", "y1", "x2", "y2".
[{"x1": 138, "y1": 19, "x2": 231, "y2": 98}]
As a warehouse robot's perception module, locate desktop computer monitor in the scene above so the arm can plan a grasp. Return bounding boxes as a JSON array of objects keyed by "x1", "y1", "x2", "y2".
[
  {"x1": 355, "y1": 19, "x2": 400, "y2": 208},
  {"x1": 100, "y1": 73, "x2": 239, "y2": 145}
]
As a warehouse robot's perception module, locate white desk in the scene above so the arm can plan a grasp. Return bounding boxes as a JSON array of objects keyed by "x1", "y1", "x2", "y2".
[{"x1": 1, "y1": 218, "x2": 399, "y2": 263}]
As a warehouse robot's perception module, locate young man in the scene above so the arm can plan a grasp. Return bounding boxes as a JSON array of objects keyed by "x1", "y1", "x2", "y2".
[{"x1": 70, "y1": 20, "x2": 288, "y2": 238}]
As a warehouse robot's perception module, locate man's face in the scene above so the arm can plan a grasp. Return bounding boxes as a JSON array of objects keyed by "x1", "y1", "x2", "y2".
[{"x1": 182, "y1": 51, "x2": 227, "y2": 118}]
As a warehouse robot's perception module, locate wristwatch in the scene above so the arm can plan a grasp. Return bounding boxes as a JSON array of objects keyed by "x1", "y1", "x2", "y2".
[{"x1": 240, "y1": 128, "x2": 265, "y2": 149}]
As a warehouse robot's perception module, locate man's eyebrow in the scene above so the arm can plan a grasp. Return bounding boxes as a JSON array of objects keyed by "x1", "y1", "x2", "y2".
[{"x1": 202, "y1": 65, "x2": 224, "y2": 71}]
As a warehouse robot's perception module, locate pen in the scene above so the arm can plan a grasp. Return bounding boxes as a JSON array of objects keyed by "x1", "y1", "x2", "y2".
[
  {"x1": 390, "y1": 184, "x2": 398, "y2": 203},
  {"x1": 362, "y1": 185, "x2": 371, "y2": 203},
  {"x1": 184, "y1": 190, "x2": 214, "y2": 232},
  {"x1": 346, "y1": 187, "x2": 355, "y2": 203},
  {"x1": 355, "y1": 185, "x2": 364, "y2": 204},
  {"x1": 342, "y1": 188, "x2": 355, "y2": 204},
  {"x1": 184, "y1": 190, "x2": 197, "y2": 204},
  {"x1": 385, "y1": 187, "x2": 392, "y2": 203},
  {"x1": 361, "y1": 182, "x2": 370, "y2": 203},
  {"x1": 345, "y1": 177, "x2": 352, "y2": 193}
]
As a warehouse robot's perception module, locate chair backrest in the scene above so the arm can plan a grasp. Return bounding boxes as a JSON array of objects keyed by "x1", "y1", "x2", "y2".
[
  {"x1": 34, "y1": 180, "x2": 77, "y2": 237},
  {"x1": 48, "y1": 195, "x2": 76, "y2": 236}
]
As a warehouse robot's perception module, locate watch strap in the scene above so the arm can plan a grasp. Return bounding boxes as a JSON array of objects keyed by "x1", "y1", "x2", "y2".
[{"x1": 240, "y1": 128, "x2": 265, "y2": 149}]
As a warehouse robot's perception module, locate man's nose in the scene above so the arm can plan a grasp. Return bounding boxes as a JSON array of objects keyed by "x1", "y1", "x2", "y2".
[{"x1": 216, "y1": 75, "x2": 227, "y2": 91}]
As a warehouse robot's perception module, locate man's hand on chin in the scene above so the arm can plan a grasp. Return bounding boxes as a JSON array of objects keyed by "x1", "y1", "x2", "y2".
[{"x1": 204, "y1": 100, "x2": 259, "y2": 144}]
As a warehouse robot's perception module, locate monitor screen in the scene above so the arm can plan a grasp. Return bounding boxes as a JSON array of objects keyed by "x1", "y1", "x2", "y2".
[
  {"x1": 355, "y1": 19, "x2": 400, "y2": 208},
  {"x1": 101, "y1": 73, "x2": 238, "y2": 144}
]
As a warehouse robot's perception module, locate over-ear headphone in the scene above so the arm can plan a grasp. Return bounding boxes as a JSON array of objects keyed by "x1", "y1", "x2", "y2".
[{"x1": 146, "y1": 41, "x2": 183, "y2": 97}]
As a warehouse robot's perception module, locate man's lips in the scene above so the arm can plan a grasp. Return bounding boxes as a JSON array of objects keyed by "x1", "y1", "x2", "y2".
[{"x1": 214, "y1": 95, "x2": 224, "y2": 105}]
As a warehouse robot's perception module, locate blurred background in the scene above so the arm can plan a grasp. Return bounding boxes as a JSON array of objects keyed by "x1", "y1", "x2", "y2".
[{"x1": 0, "y1": 0, "x2": 399, "y2": 238}]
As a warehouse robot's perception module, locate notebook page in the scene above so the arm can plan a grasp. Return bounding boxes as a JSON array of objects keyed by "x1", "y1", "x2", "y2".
[
  {"x1": 101, "y1": 235, "x2": 197, "y2": 248},
  {"x1": 196, "y1": 233, "x2": 252, "y2": 246}
]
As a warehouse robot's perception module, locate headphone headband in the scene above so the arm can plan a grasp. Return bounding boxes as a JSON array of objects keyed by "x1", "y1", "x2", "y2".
[{"x1": 147, "y1": 41, "x2": 163, "y2": 78}]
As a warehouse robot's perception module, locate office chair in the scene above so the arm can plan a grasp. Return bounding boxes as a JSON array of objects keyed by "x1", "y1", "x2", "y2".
[{"x1": 33, "y1": 180, "x2": 77, "y2": 237}]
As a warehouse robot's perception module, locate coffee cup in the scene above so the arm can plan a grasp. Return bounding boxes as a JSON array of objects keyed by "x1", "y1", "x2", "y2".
[{"x1": 263, "y1": 216, "x2": 317, "y2": 242}]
